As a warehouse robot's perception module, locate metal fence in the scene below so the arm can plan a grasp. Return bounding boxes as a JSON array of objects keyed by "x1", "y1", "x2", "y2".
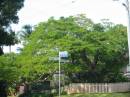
[{"x1": 64, "y1": 82, "x2": 130, "y2": 94}]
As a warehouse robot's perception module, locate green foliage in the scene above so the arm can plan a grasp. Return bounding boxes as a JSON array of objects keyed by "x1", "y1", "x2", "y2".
[
  {"x1": 0, "y1": 53, "x2": 19, "y2": 83},
  {"x1": 18, "y1": 24, "x2": 33, "y2": 44},
  {"x1": 0, "y1": 0, "x2": 24, "y2": 54},
  {"x1": 92, "y1": 23, "x2": 105, "y2": 32},
  {"x1": 0, "y1": 0, "x2": 24, "y2": 26},
  {"x1": 17, "y1": 15, "x2": 128, "y2": 82}
]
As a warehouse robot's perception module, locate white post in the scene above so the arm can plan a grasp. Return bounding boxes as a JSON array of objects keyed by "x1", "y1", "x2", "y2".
[
  {"x1": 58, "y1": 51, "x2": 68, "y2": 96},
  {"x1": 126, "y1": 0, "x2": 130, "y2": 72},
  {"x1": 59, "y1": 52, "x2": 61, "y2": 97},
  {"x1": 122, "y1": 0, "x2": 130, "y2": 72}
]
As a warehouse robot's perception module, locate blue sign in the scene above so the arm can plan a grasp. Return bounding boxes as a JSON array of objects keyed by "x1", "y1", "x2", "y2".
[{"x1": 59, "y1": 51, "x2": 68, "y2": 58}]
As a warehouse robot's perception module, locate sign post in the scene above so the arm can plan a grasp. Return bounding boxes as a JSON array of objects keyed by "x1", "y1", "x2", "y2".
[{"x1": 58, "y1": 51, "x2": 68, "y2": 97}]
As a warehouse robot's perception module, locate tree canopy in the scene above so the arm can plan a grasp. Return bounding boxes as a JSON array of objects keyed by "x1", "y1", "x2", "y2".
[
  {"x1": 17, "y1": 15, "x2": 128, "y2": 82},
  {"x1": 0, "y1": 0, "x2": 24, "y2": 54}
]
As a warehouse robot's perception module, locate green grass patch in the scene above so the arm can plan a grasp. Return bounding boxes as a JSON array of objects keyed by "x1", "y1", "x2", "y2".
[
  {"x1": 59, "y1": 93, "x2": 130, "y2": 97},
  {"x1": 8, "y1": 93, "x2": 130, "y2": 97}
]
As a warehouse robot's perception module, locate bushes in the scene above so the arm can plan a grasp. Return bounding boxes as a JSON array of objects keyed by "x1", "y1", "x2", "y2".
[{"x1": 68, "y1": 71, "x2": 128, "y2": 83}]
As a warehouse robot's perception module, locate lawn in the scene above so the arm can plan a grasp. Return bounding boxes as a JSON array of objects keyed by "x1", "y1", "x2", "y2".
[
  {"x1": 8, "y1": 93, "x2": 130, "y2": 97},
  {"x1": 59, "y1": 93, "x2": 130, "y2": 97}
]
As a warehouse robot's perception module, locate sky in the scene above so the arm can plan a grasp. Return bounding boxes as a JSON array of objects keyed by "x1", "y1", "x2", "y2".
[{"x1": 4, "y1": 0, "x2": 129, "y2": 53}]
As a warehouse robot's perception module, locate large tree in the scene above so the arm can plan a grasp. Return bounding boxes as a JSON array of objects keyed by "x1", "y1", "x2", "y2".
[
  {"x1": 17, "y1": 15, "x2": 128, "y2": 82},
  {"x1": 0, "y1": 0, "x2": 24, "y2": 54}
]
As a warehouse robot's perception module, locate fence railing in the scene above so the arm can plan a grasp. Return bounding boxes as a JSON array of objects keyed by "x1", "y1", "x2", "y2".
[{"x1": 64, "y1": 82, "x2": 130, "y2": 94}]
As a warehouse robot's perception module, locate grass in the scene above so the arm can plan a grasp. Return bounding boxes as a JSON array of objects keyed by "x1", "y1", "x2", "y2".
[
  {"x1": 8, "y1": 93, "x2": 130, "y2": 97},
  {"x1": 59, "y1": 93, "x2": 130, "y2": 97}
]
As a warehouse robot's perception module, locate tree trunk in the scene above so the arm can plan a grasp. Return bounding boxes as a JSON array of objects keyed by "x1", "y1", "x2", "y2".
[{"x1": 0, "y1": 46, "x2": 4, "y2": 55}]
